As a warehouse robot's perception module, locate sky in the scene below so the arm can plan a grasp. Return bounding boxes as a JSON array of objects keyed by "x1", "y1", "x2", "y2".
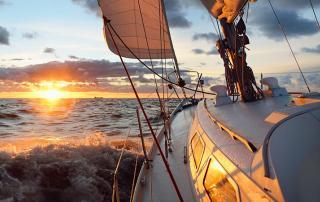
[{"x1": 0, "y1": 0, "x2": 319, "y2": 98}]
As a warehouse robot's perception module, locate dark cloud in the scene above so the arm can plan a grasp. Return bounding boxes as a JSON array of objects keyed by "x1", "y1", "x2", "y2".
[
  {"x1": 192, "y1": 48, "x2": 205, "y2": 54},
  {"x1": 0, "y1": 59, "x2": 164, "y2": 83},
  {"x1": 71, "y1": 0, "x2": 191, "y2": 28},
  {"x1": 302, "y1": 44, "x2": 320, "y2": 54},
  {"x1": 206, "y1": 48, "x2": 218, "y2": 55},
  {"x1": 270, "y1": 0, "x2": 319, "y2": 10},
  {"x1": 249, "y1": 7, "x2": 318, "y2": 40},
  {"x1": 192, "y1": 48, "x2": 218, "y2": 55},
  {"x1": 0, "y1": 0, "x2": 8, "y2": 6},
  {"x1": 0, "y1": 26, "x2": 10, "y2": 45},
  {"x1": 164, "y1": 0, "x2": 192, "y2": 28},
  {"x1": 0, "y1": 59, "x2": 176, "y2": 93},
  {"x1": 10, "y1": 58, "x2": 24, "y2": 61},
  {"x1": 43, "y1": 47, "x2": 55, "y2": 54},
  {"x1": 22, "y1": 32, "x2": 38, "y2": 39},
  {"x1": 71, "y1": 0, "x2": 100, "y2": 16},
  {"x1": 192, "y1": 33, "x2": 218, "y2": 42},
  {"x1": 69, "y1": 55, "x2": 80, "y2": 59}
]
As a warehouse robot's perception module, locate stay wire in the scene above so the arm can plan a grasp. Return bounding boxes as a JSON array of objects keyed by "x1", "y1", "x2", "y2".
[
  {"x1": 267, "y1": 0, "x2": 311, "y2": 93},
  {"x1": 309, "y1": 0, "x2": 320, "y2": 31},
  {"x1": 137, "y1": 0, "x2": 159, "y2": 90}
]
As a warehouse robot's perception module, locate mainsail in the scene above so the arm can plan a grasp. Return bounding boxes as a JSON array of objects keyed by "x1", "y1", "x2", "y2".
[
  {"x1": 201, "y1": 0, "x2": 248, "y2": 23},
  {"x1": 99, "y1": 0, "x2": 174, "y2": 59}
]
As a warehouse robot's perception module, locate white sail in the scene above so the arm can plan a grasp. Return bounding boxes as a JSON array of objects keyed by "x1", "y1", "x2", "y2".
[
  {"x1": 99, "y1": 0, "x2": 174, "y2": 59},
  {"x1": 201, "y1": 0, "x2": 248, "y2": 23}
]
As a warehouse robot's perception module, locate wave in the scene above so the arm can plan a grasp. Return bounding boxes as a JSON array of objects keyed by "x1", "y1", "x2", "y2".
[
  {"x1": 0, "y1": 122, "x2": 10, "y2": 127},
  {"x1": 0, "y1": 134, "x2": 149, "y2": 202},
  {"x1": 111, "y1": 114, "x2": 122, "y2": 119},
  {"x1": 0, "y1": 113, "x2": 20, "y2": 119}
]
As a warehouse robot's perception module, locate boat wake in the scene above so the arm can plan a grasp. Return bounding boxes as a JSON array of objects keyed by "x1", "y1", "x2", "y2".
[{"x1": 0, "y1": 134, "x2": 147, "y2": 202}]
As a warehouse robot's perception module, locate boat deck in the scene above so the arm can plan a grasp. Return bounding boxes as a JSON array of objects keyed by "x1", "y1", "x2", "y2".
[
  {"x1": 133, "y1": 106, "x2": 197, "y2": 202},
  {"x1": 205, "y1": 96, "x2": 292, "y2": 147}
]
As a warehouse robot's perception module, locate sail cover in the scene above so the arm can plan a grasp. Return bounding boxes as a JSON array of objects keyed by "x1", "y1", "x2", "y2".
[
  {"x1": 99, "y1": 0, "x2": 174, "y2": 59},
  {"x1": 201, "y1": 0, "x2": 248, "y2": 23}
]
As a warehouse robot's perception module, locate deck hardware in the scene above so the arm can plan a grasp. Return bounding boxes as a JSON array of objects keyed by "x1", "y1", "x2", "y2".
[
  {"x1": 183, "y1": 146, "x2": 187, "y2": 164},
  {"x1": 204, "y1": 99, "x2": 257, "y2": 152}
]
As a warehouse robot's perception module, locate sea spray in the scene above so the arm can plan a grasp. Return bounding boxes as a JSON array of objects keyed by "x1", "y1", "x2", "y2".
[{"x1": 0, "y1": 134, "x2": 147, "y2": 202}]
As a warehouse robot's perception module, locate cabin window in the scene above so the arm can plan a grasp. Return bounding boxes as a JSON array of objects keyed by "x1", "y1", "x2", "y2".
[
  {"x1": 191, "y1": 133, "x2": 205, "y2": 169},
  {"x1": 203, "y1": 158, "x2": 237, "y2": 202}
]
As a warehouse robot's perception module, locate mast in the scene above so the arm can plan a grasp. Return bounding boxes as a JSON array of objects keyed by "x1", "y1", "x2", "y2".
[
  {"x1": 160, "y1": 0, "x2": 185, "y2": 86},
  {"x1": 201, "y1": 0, "x2": 263, "y2": 102}
]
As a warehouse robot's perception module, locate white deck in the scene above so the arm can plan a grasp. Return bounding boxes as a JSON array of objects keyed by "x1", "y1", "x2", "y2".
[
  {"x1": 205, "y1": 96, "x2": 293, "y2": 147},
  {"x1": 133, "y1": 106, "x2": 197, "y2": 202}
]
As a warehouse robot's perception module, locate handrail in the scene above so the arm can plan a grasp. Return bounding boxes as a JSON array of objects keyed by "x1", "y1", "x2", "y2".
[
  {"x1": 204, "y1": 99, "x2": 257, "y2": 152},
  {"x1": 132, "y1": 98, "x2": 197, "y2": 201}
]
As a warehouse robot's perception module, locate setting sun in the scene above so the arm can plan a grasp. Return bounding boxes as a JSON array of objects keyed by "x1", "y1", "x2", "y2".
[
  {"x1": 29, "y1": 81, "x2": 71, "y2": 99},
  {"x1": 38, "y1": 89, "x2": 65, "y2": 100}
]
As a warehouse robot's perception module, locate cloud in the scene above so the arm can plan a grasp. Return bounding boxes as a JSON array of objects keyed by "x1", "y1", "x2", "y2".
[
  {"x1": 249, "y1": 7, "x2": 318, "y2": 40},
  {"x1": 164, "y1": 0, "x2": 192, "y2": 28},
  {"x1": 271, "y1": 0, "x2": 319, "y2": 10},
  {"x1": 22, "y1": 32, "x2": 38, "y2": 39},
  {"x1": 69, "y1": 55, "x2": 80, "y2": 59},
  {"x1": 192, "y1": 48, "x2": 205, "y2": 54},
  {"x1": 261, "y1": 72, "x2": 320, "y2": 92},
  {"x1": 185, "y1": 0, "x2": 319, "y2": 41},
  {"x1": 245, "y1": 0, "x2": 320, "y2": 41},
  {"x1": 192, "y1": 48, "x2": 218, "y2": 55},
  {"x1": 192, "y1": 33, "x2": 218, "y2": 42},
  {"x1": 206, "y1": 48, "x2": 218, "y2": 55},
  {"x1": 43, "y1": 47, "x2": 55, "y2": 54},
  {"x1": 71, "y1": 0, "x2": 100, "y2": 16},
  {"x1": 302, "y1": 44, "x2": 320, "y2": 54},
  {"x1": 0, "y1": 59, "x2": 166, "y2": 83},
  {"x1": 71, "y1": 0, "x2": 191, "y2": 28},
  {"x1": 0, "y1": 0, "x2": 8, "y2": 6},
  {"x1": 0, "y1": 59, "x2": 177, "y2": 93},
  {"x1": 0, "y1": 26, "x2": 10, "y2": 45}
]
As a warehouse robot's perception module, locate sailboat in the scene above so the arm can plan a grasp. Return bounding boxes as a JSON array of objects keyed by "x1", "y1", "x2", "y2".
[{"x1": 97, "y1": 0, "x2": 320, "y2": 201}]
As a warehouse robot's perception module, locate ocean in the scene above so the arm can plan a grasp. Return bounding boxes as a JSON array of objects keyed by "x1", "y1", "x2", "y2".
[{"x1": 0, "y1": 98, "x2": 180, "y2": 202}]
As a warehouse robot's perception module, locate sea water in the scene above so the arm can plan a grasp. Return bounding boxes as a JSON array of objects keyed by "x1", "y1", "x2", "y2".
[{"x1": 0, "y1": 98, "x2": 179, "y2": 202}]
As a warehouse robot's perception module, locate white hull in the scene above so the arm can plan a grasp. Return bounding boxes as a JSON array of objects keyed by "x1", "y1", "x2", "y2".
[{"x1": 134, "y1": 94, "x2": 320, "y2": 201}]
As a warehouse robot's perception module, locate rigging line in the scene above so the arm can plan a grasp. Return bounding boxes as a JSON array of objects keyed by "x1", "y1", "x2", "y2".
[
  {"x1": 133, "y1": 0, "x2": 141, "y2": 58},
  {"x1": 246, "y1": 2, "x2": 250, "y2": 23},
  {"x1": 158, "y1": 0, "x2": 166, "y2": 104},
  {"x1": 216, "y1": 19, "x2": 223, "y2": 42},
  {"x1": 129, "y1": 153, "x2": 139, "y2": 202},
  {"x1": 208, "y1": 14, "x2": 219, "y2": 38},
  {"x1": 137, "y1": 0, "x2": 159, "y2": 90},
  {"x1": 309, "y1": 0, "x2": 320, "y2": 31},
  {"x1": 267, "y1": 0, "x2": 311, "y2": 93},
  {"x1": 106, "y1": 22, "x2": 216, "y2": 96},
  {"x1": 160, "y1": 0, "x2": 182, "y2": 80},
  {"x1": 192, "y1": 73, "x2": 203, "y2": 99},
  {"x1": 105, "y1": 18, "x2": 184, "y2": 202}
]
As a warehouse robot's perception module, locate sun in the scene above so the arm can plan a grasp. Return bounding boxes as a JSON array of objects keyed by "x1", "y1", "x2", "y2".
[
  {"x1": 30, "y1": 81, "x2": 70, "y2": 100},
  {"x1": 38, "y1": 89, "x2": 64, "y2": 100}
]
